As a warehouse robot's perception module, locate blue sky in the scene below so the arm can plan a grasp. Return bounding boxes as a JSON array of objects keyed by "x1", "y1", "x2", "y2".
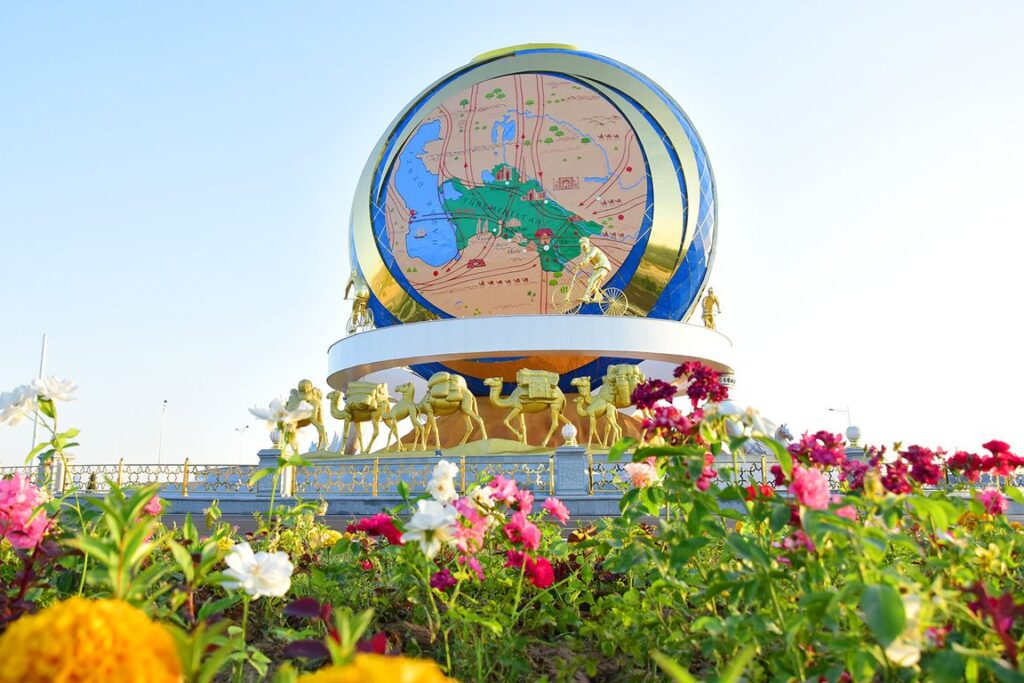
[{"x1": 2, "y1": 1, "x2": 1023, "y2": 463}]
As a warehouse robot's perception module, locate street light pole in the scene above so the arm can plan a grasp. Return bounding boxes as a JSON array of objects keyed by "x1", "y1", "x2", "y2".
[
  {"x1": 30, "y1": 333, "x2": 47, "y2": 452},
  {"x1": 157, "y1": 400, "x2": 168, "y2": 464},
  {"x1": 828, "y1": 406, "x2": 852, "y2": 428}
]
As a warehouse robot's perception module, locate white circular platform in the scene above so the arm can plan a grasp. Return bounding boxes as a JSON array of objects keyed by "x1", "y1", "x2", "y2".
[{"x1": 327, "y1": 316, "x2": 733, "y2": 389}]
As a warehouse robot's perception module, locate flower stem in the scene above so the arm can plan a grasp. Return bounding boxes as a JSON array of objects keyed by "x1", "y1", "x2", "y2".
[
  {"x1": 768, "y1": 582, "x2": 805, "y2": 680},
  {"x1": 234, "y1": 597, "x2": 251, "y2": 683},
  {"x1": 508, "y1": 560, "x2": 527, "y2": 622}
]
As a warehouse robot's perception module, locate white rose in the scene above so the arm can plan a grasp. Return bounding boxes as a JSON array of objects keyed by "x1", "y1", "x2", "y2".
[
  {"x1": 31, "y1": 376, "x2": 77, "y2": 402},
  {"x1": 222, "y1": 542, "x2": 294, "y2": 599},
  {"x1": 428, "y1": 476, "x2": 458, "y2": 504},
  {"x1": 401, "y1": 499, "x2": 457, "y2": 558},
  {"x1": 0, "y1": 385, "x2": 39, "y2": 427}
]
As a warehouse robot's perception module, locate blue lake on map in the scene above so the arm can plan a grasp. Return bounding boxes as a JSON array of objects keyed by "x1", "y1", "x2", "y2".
[
  {"x1": 395, "y1": 119, "x2": 459, "y2": 267},
  {"x1": 491, "y1": 115, "x2": 516, "y2": 163}
]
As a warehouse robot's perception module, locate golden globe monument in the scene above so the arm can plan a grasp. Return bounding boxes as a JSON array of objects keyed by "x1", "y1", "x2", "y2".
[{"x1": 326, "y1": 44, "x2": 733, "y2": 455}]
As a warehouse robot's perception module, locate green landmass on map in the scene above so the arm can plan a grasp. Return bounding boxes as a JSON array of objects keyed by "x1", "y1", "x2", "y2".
[{"x1": 441, "y1": 164, "x2": 603, "y2": 273}]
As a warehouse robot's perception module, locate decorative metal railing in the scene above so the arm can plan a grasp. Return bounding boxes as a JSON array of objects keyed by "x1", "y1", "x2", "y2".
[{"x1": 4, "y1": 452, "x2": 1020, "y2": 500}]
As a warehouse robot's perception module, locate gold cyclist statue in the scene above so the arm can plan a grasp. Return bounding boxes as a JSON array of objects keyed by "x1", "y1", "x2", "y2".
[{"x1": 551, "y1": 236, "x2": 629, "y2": 315}]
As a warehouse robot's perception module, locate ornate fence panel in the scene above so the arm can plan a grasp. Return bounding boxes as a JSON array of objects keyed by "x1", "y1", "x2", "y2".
[
  {"x1": 0, "y1": 465, "x2": 38, "y2": 484},
  {"x1": 461, "y1": 455, "x2": 552, "y2": 494},
  {"x1": 293, "y1": 463, "x2": 375, "y2": 496},
  {"x1": 188, "y1": 465, "x2": 260, "y2": 495},
  {"x1": 68, "y1": 463, "x2": 186, "y2": 494}
]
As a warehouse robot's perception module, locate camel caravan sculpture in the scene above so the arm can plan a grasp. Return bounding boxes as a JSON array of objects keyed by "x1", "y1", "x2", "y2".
[{"x1": 288, "y1": 363, "x2": 696, "y2": 455}]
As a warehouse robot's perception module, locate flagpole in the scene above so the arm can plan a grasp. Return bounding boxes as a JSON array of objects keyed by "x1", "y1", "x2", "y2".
[{"x1": 30, "y1": 333, "x2": 47, "y2": 451}]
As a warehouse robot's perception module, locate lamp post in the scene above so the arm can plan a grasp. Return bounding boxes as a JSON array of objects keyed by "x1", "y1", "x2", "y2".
[
  {"x1": 30, "y1": 333, "x2": 47, "y2": 452},
  {"x1": 157, "y1": 400, "x2": 168, "y2": 464},
  {"x1": 827, "y1": 406, "x2": 852, "y2": 428},
  {"x1": 828, "y1": 406, "x2": 861, "y2": 446}
]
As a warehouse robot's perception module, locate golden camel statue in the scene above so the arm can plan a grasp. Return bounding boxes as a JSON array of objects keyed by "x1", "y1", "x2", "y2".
[
  {"x1": 570, "y1": 376, "x2": 622, "y2": 451},
  {"x1": 381, "y1": 382, "x2": 424, "y2": 452},
  {"x1": 326, "y1": 382, "x2": 390, "y2": 454},
  {"x1": 286, "y1": 379, "x2": 327, "y2": 451},
  {"x1": 483, "y1": 370, "x2": 573, "y2": 447},
  {"x1": 418, "y1": 372, "x2": 487, "y2": 449}
]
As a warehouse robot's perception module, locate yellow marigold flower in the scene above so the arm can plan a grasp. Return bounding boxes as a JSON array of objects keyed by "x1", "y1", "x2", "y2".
[
  {"x1": 974, "y1": 543, "x2": 1007, "y2": 575},
  {"x1": 0, "y1": 597, "x2": 182, "y2": 683},
  {"x1": 297, "y1": 654, "x2": 457, "y2": 683},
  {"x1": 320, "y1": 528, "x2": 343, "y2": 549}
]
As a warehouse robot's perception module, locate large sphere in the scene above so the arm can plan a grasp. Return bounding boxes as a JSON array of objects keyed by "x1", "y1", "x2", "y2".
[{"x1": 349, "y1": 45, "x2": 717, "y2": 393}]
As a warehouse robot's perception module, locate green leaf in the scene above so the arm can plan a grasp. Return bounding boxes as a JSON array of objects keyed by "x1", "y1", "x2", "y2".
[
  {"x1": 608, "y1": 436, "x2": 637, "y2": 462},
  {"x1": 769, "y1": 503, "x2": 791, "y2": 533},
  {"x1": 38, "y1": 398, "x2": 55, "y2": 419},
  {"x1": 168, "y1": 540, "x2": 195, "y2": 583},
  {"x1": 197, "y1": 595, "x2": 239, "y2": 622},
  {"x1": 247, "y1": 468, "x2": 274, "y2": 487},
  {"x1": 726, "y1": 536, "x2": 771, "y2": 570},
  {"x1": 604, "y1": 543, "x2": 647, "y2": 574},
  {"x1": 718, "y1": 644, "x2": 758, "y2": 683},
  {"x1": 69, "y1": 535, "x2": 117, "y2": 566},
  {"x1": 976, "y1": 656, "x2": 1024, "y2": 683},
  {"x1": 669, "y1": 537, "x2": 709, "y2": 567},
  {"x1": 24, "y1": 441, "x2": 50, "y2": 462},
  {"x1": 860, "y1": 583, "x2": 905, "y2": 647},
  {"x1": 926, "y1": 651, "x2": 965, "y2": 683},
  {"x1": 1003, "y1": 486, "x2": 1024, "y2": 505},
  {"x1": 650, "y1": 651, "x2": 698, "y2": 683},
  {"x1": 763, "y1": 438, "x2": 792, "y2": 479},
  {"x1": 907, "y1": 496, "x2": 958, "y2": 532}
]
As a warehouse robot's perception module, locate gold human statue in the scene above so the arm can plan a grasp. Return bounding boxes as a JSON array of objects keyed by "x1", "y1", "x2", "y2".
[
  {"x1": 326, "y1": 382, "x2": 390, "y2": 454},
  {"x1": 345, "y1": 270, "x2": 373, "y2": 334},
  {"x1": 483, "y1": 369, "x2": 573, "y2": 447},
  {"x1": 418, "y1": 372, "x2": 488, "y2": 449},
  {"x1": 575, "y1": 236, "x2": 611, "y2": 303},
  {"x1": 570, "y1": 376, "x2": 622, "y2": 450},
  {"x1": 286, "y1": 379, "x2": 327, "y2": 451},
  {"x1": 701, "y1": 287, "x2": 721, "y2": 330},
  {"x1": 381, "y1": 382, "x2": 423, "y2": 452}
]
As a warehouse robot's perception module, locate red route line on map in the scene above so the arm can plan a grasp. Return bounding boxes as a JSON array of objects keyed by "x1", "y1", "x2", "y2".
[
  {"x1": 437, "y1": 106, "x2": 456, "y2": 180},
  {"x1": 463, "y1": 84, "x2": 479, "y2": 186},
  {"x1": 530, "y1": 75, "x2": 545, "y2": 182},
  {"x1": 404, "y1": 225, "x2": 514, "y2": 290},
  {"x1": 514, "y1": 74, "x2": 525, "y2": 174},
  {"x1": 416, "y1": 258, "x2": 539, "y2": 294},
  {"x1": 580, "y1": 131, "x2": 637, "y2": 209}
]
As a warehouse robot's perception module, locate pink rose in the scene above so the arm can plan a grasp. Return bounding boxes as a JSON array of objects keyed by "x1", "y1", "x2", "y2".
[
  {"x1": 835, "y1": 505, "x2": 859, "y2": 522},
  {"x1": 503, "y1": 511, "x2": 541, "y2": 550},
  {"x1": 978, "y1": 489, "x2": 1009, "y2": 516},
  {"x1": 624, "y1": 457, "x2": 659, "y2": 488},
  {"x1": 453, "y1": 497, "x2": 488, "y2": 554},
  {"x1": 142, "y1": 495, "x2": 163, "y2": 516},
  {"x1": 0, "y1": 475, "x2": 50, "y2": 550},
  {"x1": 489, "y1": 475, "x2": 519, "y2": 502},
  {"x1": 542, "y1": 497, "x2": 570, "y2": 524},
  {"x1": 790, "y1": 466, "x2": 830, "y2": 510}
]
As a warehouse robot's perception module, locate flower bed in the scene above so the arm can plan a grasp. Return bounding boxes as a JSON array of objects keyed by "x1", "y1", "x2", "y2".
[{"x1": 0, "y1": 371, "x2": 1023, "y2": 681}]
